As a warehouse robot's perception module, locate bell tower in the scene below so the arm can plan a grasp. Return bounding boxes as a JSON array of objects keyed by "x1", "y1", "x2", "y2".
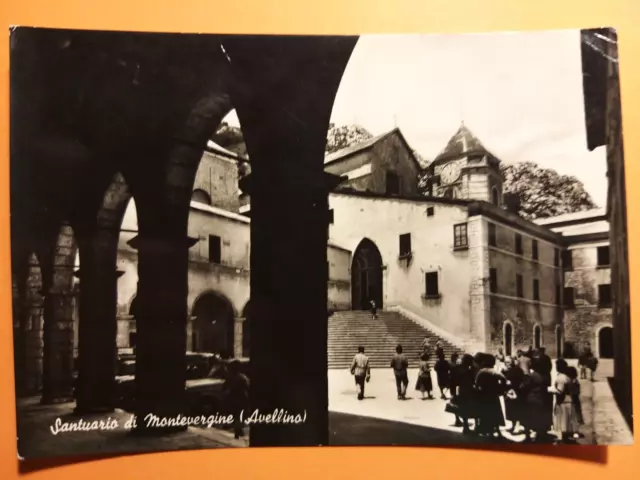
[{"x1": 425, "y1": 123, "x2": 503, "y2": 205}]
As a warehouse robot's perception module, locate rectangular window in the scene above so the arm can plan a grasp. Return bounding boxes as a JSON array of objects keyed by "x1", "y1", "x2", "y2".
[
  {"x1": 129, "y1": 332, "x2": 137, "y2": 348},
  {"x1": 598, "y1": 284, "x2": 612, "y2": 308},
  {"x1": 562, "y1": 250, "x2": 573, "y2": 270},
  {"x1": 488, "y1": 223, "x2": 497, "y2": 247},
  {"x1": 564, "y1": 287, "x2": 575, "y2": 308},
  {"x1": 533, "y1": 279, "x2": 540, "y2": 301},
  {"x1": 426, "y1": 206, "x2": 435, "y2": 217},
  {"x1": 515, "y1": 233, "x2": 523, "y2": 255},
  {"x1": 597, "y1": 246, "x2": 610, "y2": 267},
  {"x1": 532, "y1": 239, "x2": 539, "y2": 261},
  {"x1": 425, "y1": 272, "x2": 439, "y2": 298},
  {"x1": 328, "y1": 209, "x2": 334, "y2": 224},
  {"x1": 556, "y1": 285, "x2": 561, "y2": 305},
  {"x1": 554, "y1": 248, "x2": 560, "y2": 267},
  {"x1": 209, "y1": 235, "x2": 222, "y2": 264},
  {"x1": 399, "y1": 233, "x2": 412, "y2": 257},
  {"x1": 489, "y1": 268, "x2": 497, "y2": 294},
  {"x1": 516, "y1": 274, "x2": 523, "y2": 298},
  {"x1": 386, "y1": 171, "x2": 401, "y2": 195},
  {"x1": 454, "y1": 223, "x2": 468, "y2": 248}
]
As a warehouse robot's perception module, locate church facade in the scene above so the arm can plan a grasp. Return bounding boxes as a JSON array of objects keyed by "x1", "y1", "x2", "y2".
[{"x1": 76, "y1": 123, "x2": 611, "y2": 362}]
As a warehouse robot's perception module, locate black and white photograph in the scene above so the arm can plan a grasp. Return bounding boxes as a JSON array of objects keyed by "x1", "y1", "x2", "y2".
[{"x1": 9, "y1": 26, "x2": 633, "y2": 460}]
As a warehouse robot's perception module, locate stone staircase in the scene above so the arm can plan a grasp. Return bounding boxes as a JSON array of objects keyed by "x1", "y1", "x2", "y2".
[{"x1": 328, "y1": 310, "x2": 464, "y2": 369}]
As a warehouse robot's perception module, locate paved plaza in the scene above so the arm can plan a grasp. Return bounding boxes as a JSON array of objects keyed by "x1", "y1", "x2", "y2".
[
  {"x1": 327, "y1": 361, "x2": 606, "y2": 445},
  {"x1": 13, "y1": 359, "x2": 631, "y2": 458}
]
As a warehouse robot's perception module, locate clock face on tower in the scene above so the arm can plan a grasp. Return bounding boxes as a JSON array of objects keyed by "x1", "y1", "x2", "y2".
[{"x1": 440, "y1": 162, "x2": 461, "y2": 185}]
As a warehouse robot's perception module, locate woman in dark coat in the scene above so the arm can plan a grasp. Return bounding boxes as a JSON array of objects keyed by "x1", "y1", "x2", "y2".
[
  {"x1": 434, "y1": 352, "x2": 451, "y2": 400},
  {"x1": 519, "y1": 359, "x2": 552, "y2": 442},
  {"x1": 474, "y1": 353, "x2": 507, "y2": 438},
  {"x1": 501, "y1": 355, "x2": 525, "y2": 433},
  {"x1": 454, "y1": 354, "x2": 476, "y2": 434},
  {"x1": 449, "y1": 353, "x2": 462, "y2": 426}
]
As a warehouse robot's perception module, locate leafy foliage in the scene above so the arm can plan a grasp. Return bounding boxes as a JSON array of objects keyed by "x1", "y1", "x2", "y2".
[
  {"x1": 325, "y1": 123, "x2": 374, "y2": 154},
  {"x1": 500, "y1": 161, "x2": 597, "y2": 220}
]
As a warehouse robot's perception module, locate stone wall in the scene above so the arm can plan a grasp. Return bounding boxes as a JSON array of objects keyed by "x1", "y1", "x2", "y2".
[
  {"x1": 193, "y1": 150, "x2": 241, "y2": 212},
  {"x1": 487, "y1": 218, "x2": 563, "y2": 357},
  {"x1": 563, "y1": 242, "x2": 612, "y2": 357},
  {"x1": 603, "y1": 30, "x2": 633, "y2": 429}
]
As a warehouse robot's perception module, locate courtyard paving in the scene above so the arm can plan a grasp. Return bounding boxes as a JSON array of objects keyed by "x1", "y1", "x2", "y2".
[
  {"x1": 327, "y1": 362, "x2": 598, "y2": 446},
  {"x1": 13, "y1": 359, "x2": 630, "y2": 460}
]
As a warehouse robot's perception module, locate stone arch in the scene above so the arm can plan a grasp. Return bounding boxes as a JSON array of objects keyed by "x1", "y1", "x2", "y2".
[
  {"x1": 596, "y1": 324, "x2": 614, "y2": 359},
  {"x1": 190, "y1": 290, "x2": 236, "y2": 358},
  {"x1": 351, "y1": 238, "x2": 384, "y2": 311},
  {"x1": 191, "y1": 188, "x2": 212, "y2": 205},
  {"x1": 533, "y1": 323, "x2": 543, "y2": 349},
  {"x1": 503, "y1": 320, "x2": 514, "y2": 356}
]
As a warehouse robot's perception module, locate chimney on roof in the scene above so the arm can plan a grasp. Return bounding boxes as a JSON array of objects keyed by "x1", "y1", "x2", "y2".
[{"x1": 503, "y1": 193, "x2": 521, "y2": 215}]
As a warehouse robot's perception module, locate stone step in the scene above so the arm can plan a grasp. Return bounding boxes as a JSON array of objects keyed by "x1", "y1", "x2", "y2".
[{"x1": 327, "y1": 309, "x2": 463, "y2": 369}]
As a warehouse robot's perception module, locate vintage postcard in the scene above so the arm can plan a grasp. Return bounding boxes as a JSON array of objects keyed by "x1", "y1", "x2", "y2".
[{"x1": 9, "y1": 26, "x2": 632, "y2": 460}]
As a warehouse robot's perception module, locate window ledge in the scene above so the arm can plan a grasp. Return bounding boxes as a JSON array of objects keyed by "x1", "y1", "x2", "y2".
[
  {"x1": 596, "y1": 264, "x2": 611, "y2": 269},
  {"x1": 453, "y1": 245, "x2": 469, "y2": 252},
  {"x1": 421, "y1": 294, "x2": 441, "y2": 301},
  {"x1": 398, "y1": 252, "x2": 413, "y2": 261}
]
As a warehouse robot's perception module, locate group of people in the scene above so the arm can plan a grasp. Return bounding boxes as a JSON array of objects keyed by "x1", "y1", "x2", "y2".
[{"x1": 350, "y1": 339, "x2": 586, "y2": 444}]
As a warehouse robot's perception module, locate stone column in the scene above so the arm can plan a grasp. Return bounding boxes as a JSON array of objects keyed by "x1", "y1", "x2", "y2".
[
  {"x1": 74, "y1": 230, "x2": 123, "y2": 414},
  {"x1": 234, "y1": 317, "x2": 245, "y2": 358},
  {"x1": 222, "y1": 34, "x2": 357, "y2": 446},
  {"x1": 23, "y1": 258, "x2": 45, "y2": 395},
  {"x1": 41, "y1": 288, "x2": 76, "y2": 404},
  {"x1": 128, "y1": 234, "x2": 197, "y2": 434},
  {"x1": 248, "y1": 176, "x2": 332, "y2": 446}
]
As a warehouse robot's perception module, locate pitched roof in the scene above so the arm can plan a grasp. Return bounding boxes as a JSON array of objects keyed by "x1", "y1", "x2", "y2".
[
  {"x1": 323, "y1": 128, "x2": 425, "y2": 171},
  {"x1": 533, "y1": 208, "x2": 607, "y2": 226},
  {"x1": 205, "y1": 140, "x2": 249, "y2": 161},
  {"x1": 323, "y1": 130, "x2": 394, "y2": 164},
  {"x1": 432, "y1": 123, "x2": 493, "y2": 164}
]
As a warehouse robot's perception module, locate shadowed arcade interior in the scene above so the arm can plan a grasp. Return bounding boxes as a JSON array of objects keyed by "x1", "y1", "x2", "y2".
[{"x1": 10, "y1": 26, "x2": 359, "y2": 453}]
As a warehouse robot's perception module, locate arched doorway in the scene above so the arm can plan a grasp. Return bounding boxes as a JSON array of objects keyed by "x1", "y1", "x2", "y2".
[
  {"x1": 555, "y1": 325, "x2": 563, "y2": 358},
  {"x1": 351, "y1": 238, "x2": 383, "y2": 311},
  {"x1": 503, "y1": 321, "x2": 513, "y2": 356},
  {"x1": 533, "y1": 324, "x2": 542, "y2": 349},
  {"x1": 598, "y1": 326, "x2": 614, "y2": 359},
  {"x1": 191, "y1": 292, "x2": 235, "y2": 358}
]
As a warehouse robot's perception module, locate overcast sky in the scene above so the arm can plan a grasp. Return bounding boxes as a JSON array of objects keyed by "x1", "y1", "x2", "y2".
[{"x1": 223, "y1": 30, "x2": 608, "y2": 207}]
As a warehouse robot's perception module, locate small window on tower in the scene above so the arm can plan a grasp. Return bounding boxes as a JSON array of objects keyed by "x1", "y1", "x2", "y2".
[
  {"x1": 453, "y1": 223, "x2": 468, "y2": 249},
  {"x1": 209, "y1": 235, "x2": 222, "y2": 264},
  {"x1": 426, "y1": 206, "x2": 435, "y2": 217},
  {"x1": 491, "y1": 187, "x2": 500, "y2": 206}
]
